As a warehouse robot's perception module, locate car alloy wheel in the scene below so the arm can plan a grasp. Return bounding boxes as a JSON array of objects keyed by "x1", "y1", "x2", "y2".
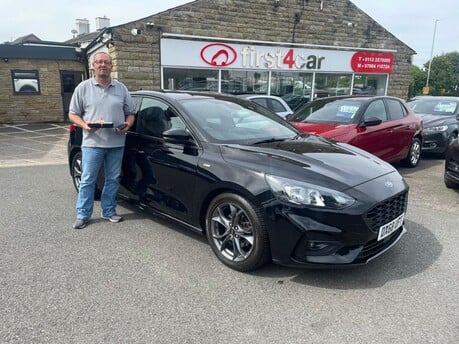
[
  {"x1": 402, "y1": 138, "x2": 421, "y2": 168},
  {"x1": 206, "y1": 193, "x2": 270, "y2": 271}
]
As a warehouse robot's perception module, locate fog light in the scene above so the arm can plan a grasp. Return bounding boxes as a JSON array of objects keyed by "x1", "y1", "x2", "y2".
[{"x1": 305, "y1": 240, "x2": 339, "y2": 256}]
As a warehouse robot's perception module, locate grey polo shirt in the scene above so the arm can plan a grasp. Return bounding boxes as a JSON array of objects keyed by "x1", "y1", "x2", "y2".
[{"x1": 69, "y1": 78, "x2": 135, "y2": 148}]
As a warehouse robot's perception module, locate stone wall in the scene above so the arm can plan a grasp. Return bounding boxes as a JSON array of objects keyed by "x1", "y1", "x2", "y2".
[
  {"x1": 0, "y1": 59, "x2": 86, "y2": 123},
  {"x1": 109, "y1": 0, "x2": 414, "y2": 98},
  {"x1": 1, "y1": 0, "x2": 415, "y2": 124}
]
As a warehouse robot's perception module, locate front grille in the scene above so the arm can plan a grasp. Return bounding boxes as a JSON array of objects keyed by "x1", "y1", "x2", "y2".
[
  {"x1": 357, "y1": 227, "x2": 403, "y2": 262},
  {"x1": 364, "y1": 191, "x2": 408, "y2": 233}
]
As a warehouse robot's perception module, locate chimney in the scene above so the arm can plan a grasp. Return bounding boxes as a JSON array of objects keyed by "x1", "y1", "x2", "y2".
[
  {"x1": 95, "y1": 16, "x2": 110, "y2": 31},
  {"x1": 75, "y1": 18, "x2": 90, "y2": 35}
]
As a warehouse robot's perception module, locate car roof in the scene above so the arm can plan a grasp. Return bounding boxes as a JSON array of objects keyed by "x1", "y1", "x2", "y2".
[
  {"x1": 236, "y1": 94, "x2": 284, "y2": 99},
  {"x1": 408, "y1": 96, "x2": 459, "y2": 101},
  {"x1": 130, "y1": 90, "x2": 243, "y2": 101}
]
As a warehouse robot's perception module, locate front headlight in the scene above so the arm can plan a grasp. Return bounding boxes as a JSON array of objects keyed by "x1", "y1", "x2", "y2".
[
  {"x1": 265, "y1": 175, "x2": 355, "y2": 209},
  {"x1": 424, "y1": 125, "x2": 448, "y2": 132}
]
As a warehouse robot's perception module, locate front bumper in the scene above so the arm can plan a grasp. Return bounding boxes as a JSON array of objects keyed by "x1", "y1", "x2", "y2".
[
  {"x1": 265, "y1": 173, "x2": 409, "y2": 268},
  {"x1": 422, "y1": 131, "x2": 449, "y2": 153}
]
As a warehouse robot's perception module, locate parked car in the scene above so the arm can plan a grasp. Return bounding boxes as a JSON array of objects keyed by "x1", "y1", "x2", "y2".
[
  {"x1": 407, "y1": 96, "x2": 459, "y2": 157},
  {"x1": 69, "y1": 91, "x2": 409, "y2": 272},
  {"x1": 281, "y1": 94, "x2": 311, "y2": 112},
  {"x1": 444, "y1": 137, "x2": 459, "y2": 188},
  {"x1": 287, "y1": 95, "x2": 423, "y2": 167},
  {"x1": 236, "y1": 94, "x2": 293, "y2": 118}
]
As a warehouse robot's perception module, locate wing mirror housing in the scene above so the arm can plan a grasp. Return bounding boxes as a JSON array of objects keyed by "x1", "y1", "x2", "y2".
[
  {"x1": 360, "y1": 117, "x2": 382, "y2": 127},
  {"x1": 163, "y1": 128, "x2": 194, "y2": 145}
]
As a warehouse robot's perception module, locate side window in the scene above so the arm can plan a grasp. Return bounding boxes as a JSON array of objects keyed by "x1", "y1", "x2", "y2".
[
  {"x1": 12, "y1": 70, "x2": 40, "y2": 95},
  {"x1": 386, "y1": 99, "x2": 407, "y2": 120},
  {"x1": 136, "y1": 98, "x2": 185, "y2": 137},
  {"x1": 252, "y1": 98, "x2": 268, "y2": 109},
  {"x1": 269, "y1": 99, "x2": 287, "y2": 113},
  {"x1": 364, "y1": 99, "x2": 388, "y2": 122}
]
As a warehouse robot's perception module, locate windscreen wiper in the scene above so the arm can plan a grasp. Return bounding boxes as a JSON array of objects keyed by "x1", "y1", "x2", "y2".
[{"x1": 253, "y1": 137, "x2": 288, "y2": 145}]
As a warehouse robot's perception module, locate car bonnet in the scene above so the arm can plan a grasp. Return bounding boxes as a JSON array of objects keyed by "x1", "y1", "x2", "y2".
[
  {"x1": 220, "y1": 136, "x2": 396, "y2": 191},
  {"x1": 417, "y1": 113, "x2": 455, "y2": 127}
]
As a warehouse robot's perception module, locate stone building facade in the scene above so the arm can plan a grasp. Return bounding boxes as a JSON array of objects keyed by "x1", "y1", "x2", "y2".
[
  {"x1": 1, "y1": 0, "x2": 415, "y2": 123},
  {"x1": 98, "y1": 0, "x2": 414, "y2": 99},
  {"x1": 0, "y1": 45, "x2": 86, "y2": 123}
]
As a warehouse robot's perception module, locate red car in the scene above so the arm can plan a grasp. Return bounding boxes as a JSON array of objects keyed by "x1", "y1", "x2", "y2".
[{"x1": 288, "y1": 95, "x2": 424, "y2": 167}]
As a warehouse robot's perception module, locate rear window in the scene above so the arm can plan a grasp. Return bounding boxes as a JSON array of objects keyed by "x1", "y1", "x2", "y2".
[
  {"x1": 408, "y1": 99, "x2": 458, "y2": 115},
  {"x1": 291, "y1": 98, "x2": 364, "y2": 123}
]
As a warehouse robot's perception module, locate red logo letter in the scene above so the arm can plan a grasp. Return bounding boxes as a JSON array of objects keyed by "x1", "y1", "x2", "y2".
[{"x1": 200, "y1": 43, "x2": 237, "y2": 67}]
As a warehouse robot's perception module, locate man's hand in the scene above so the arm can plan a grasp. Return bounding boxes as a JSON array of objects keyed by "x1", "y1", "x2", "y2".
[{"x1": 116, "y1": 122, "x2": 130, "y2": 133}]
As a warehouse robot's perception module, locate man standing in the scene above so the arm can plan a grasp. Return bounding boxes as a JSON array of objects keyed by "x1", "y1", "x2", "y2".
[{"x1": 69, "y1": 51, "x2": 135, "y2": 229}]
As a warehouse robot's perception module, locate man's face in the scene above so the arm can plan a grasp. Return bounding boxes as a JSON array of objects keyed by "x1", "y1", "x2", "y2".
[{"x1": 92, "y1": 55, "x2": 112, "y2": 77}]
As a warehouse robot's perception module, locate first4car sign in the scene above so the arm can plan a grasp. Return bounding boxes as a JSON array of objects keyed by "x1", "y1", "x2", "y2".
[{"x1": 161, "y1": 38, "x2": 394, "y2": 74}]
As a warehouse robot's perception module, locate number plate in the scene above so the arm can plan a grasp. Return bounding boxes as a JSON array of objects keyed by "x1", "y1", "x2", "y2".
[{"x1": 378, "y1": 213, "x2": 404, "y2": 241}]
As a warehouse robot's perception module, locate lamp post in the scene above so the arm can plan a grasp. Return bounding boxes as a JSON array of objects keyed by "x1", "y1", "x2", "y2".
[{"x1": 425, "y1": 19, "x2": 439, "y2": 90}]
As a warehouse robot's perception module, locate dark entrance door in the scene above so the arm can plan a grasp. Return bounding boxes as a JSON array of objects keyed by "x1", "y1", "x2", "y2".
[{"x1": 60, "y1": 71, "x2": 85, "y2": 121}]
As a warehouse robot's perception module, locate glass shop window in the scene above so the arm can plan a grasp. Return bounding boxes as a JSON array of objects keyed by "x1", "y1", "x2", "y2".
[
  {"x1": 163, "y1": 68, "x2": 219, "y2": 92},
  {"x1": 220, "y1": 70, "x2": 269, "y2": 95},
  {"x1": 12, "y1": 70, "x2": 40, "y2": 94},
  {"x1": 353, "y1": 74, "x2": 387, "y2": 96}
]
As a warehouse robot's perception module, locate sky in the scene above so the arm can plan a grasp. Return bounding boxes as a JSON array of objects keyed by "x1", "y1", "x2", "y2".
[{"x1": 0, "y1": 0, "x2": 457, "y2": 67}]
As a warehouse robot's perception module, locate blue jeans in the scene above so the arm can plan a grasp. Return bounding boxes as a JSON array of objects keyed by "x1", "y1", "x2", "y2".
[{"x1": 76, "y1": 147, "x2": 124, "y2": 220}]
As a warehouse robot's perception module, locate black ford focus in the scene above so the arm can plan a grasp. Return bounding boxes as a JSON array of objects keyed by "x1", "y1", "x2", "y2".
[{"x1": 68, "y1": 91, "x2": 408, "y2": 271}]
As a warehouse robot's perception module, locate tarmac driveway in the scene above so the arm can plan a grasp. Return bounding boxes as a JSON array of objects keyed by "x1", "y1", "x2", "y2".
[{"x1": 0, "y1": 123, "x2": 69, "y2": 168}]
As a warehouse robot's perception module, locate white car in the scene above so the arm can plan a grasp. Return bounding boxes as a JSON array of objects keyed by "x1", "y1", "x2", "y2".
[{"x1": 237, "y1": 94, "x2": 293, "y2": 118}]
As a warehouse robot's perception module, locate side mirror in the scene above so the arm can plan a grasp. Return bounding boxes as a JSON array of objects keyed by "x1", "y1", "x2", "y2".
[
  {"x1": 163, "y1": 128, "x2": 194, "y2": 145},
  {"x1": 360, "y1": 117, "x2": 382, "y2": 127}
]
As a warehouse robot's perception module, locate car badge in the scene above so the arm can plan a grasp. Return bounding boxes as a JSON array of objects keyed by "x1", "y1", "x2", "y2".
[{"x1": 384, "y1": 181, "x2": 393, "y2": 188}]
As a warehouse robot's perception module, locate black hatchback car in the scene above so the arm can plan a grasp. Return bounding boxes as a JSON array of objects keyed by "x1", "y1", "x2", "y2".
[
  {"x1": 444, "y1": 137, "x2": 459, "y2": 188},
  {"x1": 407, "y1": 96, "x2": 459, "y2": 157},
  {"x1": 68, "y1": 91, "x2": 409, "y2": 271}
]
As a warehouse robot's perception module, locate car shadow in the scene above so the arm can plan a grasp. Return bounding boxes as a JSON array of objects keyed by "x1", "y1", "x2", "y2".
[
  {"x1": 119, "y1": 199, "x2": 208, "y2": 243},
  {"x1": 251, "y1": 219, "x2": 442, "y2": 289},
  {"x1": 119, "y1": 201, "x2": 442, "y2": 289},
  {"x1": 394, "y1": 155, "x2": 443, "y2": 175}
]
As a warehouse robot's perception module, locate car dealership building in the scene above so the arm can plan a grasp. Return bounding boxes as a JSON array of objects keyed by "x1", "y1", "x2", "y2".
[{"x1": 0, "y1": 0, "x2": 415, "y2": 123}]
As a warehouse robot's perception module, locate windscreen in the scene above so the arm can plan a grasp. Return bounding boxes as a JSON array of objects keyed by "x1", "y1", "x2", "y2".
[{"x1": 180, "y1": 98, "x2": 297, "y2": 143}]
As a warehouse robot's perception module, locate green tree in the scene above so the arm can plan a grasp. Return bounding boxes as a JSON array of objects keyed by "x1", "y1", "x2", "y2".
[
  {"x1": 420, "y1": 52, "x2": 459, "y2": 96},
  {"x1": 408, "y1": 65, "x2": 426, "y2": 98}
]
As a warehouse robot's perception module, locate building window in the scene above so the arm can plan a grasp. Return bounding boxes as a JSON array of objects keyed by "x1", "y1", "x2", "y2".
[
  {"x1": 11, "y1": 70, "x2": 40, "y2": 95},
  {"x1": 353, "y1": 74, "x2": 387, "y2": 95},
  {"x1": 163, "y1": 68, "x2": 218, "y2": 92},
  {"x1": 221, "y1": 70, "x2": 269, "y2": 94},
  {"x1": 314, "y1": 74, "x2": 352, "y2": 97}
]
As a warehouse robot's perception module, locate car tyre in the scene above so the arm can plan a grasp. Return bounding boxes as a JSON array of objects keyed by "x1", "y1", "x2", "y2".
[
  {"x1": 444, "y1": 172, "x2": 459, "y2": 189},
  {"x1": 70, "y1": 151, "x2": 103, "y2": 200},
  {"x1": 206, "y1": 193, "x2": 270, "y2": 272},
  {"x1": 401, "y1": 138, "x2": 421, "y2": 168}
]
